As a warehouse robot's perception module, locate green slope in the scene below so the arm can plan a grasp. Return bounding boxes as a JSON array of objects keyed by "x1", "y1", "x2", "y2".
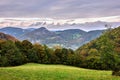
[
  {"x1": 76, "y1": 27, "x2": 120, "y2": 70},
  {"x1": 0, "y1": 63, "x2": 119, "y2": 80}
]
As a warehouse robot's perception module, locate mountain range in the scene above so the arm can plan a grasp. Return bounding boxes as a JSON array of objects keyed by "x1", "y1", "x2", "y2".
[{"x1": 0, "y1": 27, "x2": 104, "y2": 49}]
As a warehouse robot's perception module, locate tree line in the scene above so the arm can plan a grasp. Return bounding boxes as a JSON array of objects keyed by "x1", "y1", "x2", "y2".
[{"x1": 0, "y1": 40, "x2": 79, "y2": 66}]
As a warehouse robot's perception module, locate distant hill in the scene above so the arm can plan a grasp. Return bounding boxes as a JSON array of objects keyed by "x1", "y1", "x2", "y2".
[
  {"x1": 0, "y1": 32, "x2": 17, "y2": 41},
  {"x1": 18, "y1": 27, "x2": 103, "y2": 49},
  {"x1": 0, "y1": 27, "x2": 104, "y2": 49},
  {"x1": 82, "y1": 30, "x2": 104, "y2": 43},
  {"x1": 19, "y1": 27, "x2": 66, "y2": 44},
  {"x1": 55, "y1": 29, "x2": 86, "y2": 40},
  {"x1": 0, "y1": 27, "x2": 33, "y2": 38}
]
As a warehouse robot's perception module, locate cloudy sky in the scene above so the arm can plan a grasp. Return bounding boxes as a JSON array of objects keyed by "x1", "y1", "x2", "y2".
[
  {"x1": 0, "y1": 0, "x2": 120, "y2": 19},
  {"x1": 0, "y1": 0, "x2": 120, "y2": 31}
]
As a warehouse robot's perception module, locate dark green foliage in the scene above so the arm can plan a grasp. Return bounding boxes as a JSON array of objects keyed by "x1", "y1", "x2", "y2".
[
  {"x1": 112, "y1": 71, "x2": 120, "y2": 76},
  {"x1": 0, "y1": 39, "x2": 79, "y2": 67},
  {"x1": 0, "y1": 40, "x2": 24, "y2": 66},
  {"x1": 76, "y1": 26, "x2": 120, "y2": 76}
]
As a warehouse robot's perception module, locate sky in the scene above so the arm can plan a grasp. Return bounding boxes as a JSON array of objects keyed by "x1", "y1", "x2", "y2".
[
  {"x1": 0, "y1": 0, "x2": 120, "y2": 30},
  {"x1": 0, "y1": 0, "x2": 120, "y2": 19}
]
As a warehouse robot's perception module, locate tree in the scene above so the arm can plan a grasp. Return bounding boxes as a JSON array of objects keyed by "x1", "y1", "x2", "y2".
[
  {"x1": 33, "y1": 43, "x2": 48, "y2": 64},
  {"x1": 43, "y1": 45, "x2": 54, "y2": 64},
  {"x1": 66, "y1": 49, "x2": 76, "y2": 65},
  {"x1": 0, "y1": 41, "x2": 24, "y2": 66},
  {"x1": 54, "y1": 48, "x2": 62, "y2": 64},
  {"x1": 98, "y1": 32, "x2": 116, "y2": 70},
  {"x1": 112, "y1": 37, "x2": 120, "y2": 76},
  {"x1": 21, "y1": 40, "x2": 33, "y2": 62}
]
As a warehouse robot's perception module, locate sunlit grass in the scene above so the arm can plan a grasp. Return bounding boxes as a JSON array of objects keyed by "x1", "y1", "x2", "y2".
[{"x1": 0, "y1": 63, "x2": 119, "y2": 80}]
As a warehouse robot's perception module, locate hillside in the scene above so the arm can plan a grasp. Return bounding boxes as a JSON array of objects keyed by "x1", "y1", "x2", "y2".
[
  {"x1": 0, "y1": 27, "x2": 103, "y2": 49},
  {"x1": 55, "y1": 29, "x2": 86, "y2": 40},
  {"x1": 76, "y1": 26, "x2": 120, "y2": 55},
  {"x1": 0, "y1": 27, "x2": 32, "y2": 38},
  {"x1": 19, "y1": 27, "x2": 60, "y2": 43},
  {"x1": 0, "y1": 32, "x2": 17, "y2": 41},
  {"x1": 0, "y1": 63, "x2": 119, "y2": 80},
  {"x1": 76, "y1": 27, "x2": 120, "y2": 73},
  {"x1": 18, "y1": 27, "x2": 103, "y2": 49}
]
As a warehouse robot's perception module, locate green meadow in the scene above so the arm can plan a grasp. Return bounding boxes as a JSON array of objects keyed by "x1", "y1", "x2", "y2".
[{"x1": 0, "y1": 63, "x2": 119, "y2": 80}]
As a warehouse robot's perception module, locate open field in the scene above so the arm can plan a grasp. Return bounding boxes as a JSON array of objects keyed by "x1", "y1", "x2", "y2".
[{"x1": 0, "y1": 63, "x2": 119, "y2": 80}]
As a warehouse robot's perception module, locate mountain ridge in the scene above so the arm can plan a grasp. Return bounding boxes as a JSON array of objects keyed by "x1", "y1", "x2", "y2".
[{"x1": 0, "y1": 27, "x2": 103, "y2": 49}]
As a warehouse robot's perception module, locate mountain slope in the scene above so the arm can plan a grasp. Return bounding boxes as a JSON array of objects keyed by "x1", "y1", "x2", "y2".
[
  {"x1": 19, "y1": 27, "x2": 63, "y2": 44},
  {"x1": 76, "y1": 27, "x2": 120, "y2": 54},
  {"x1": 56, "y1": 29, "x2": 86, "y2": 40},
  {"x1": 83, "y1": 30, "x2": 103, "y2": 43},
  {"x1": 0, "y1": 27, "x2": 32, "y2": 38},
  {"x1": 19, "y1": 27, "x2": 103, "y2": 49},
  {"x1": 0, "y1": 27, "x2": 103, "y2": 49},
  {"x1": 0, "y1": 32, "x2": 17, "y2": 41},
  {"x1": 19, "y1": 27, "x2": 87, "y2": 48},
  {"x1": 76, "y1": 27, "x2": 120, "y2": 72}
]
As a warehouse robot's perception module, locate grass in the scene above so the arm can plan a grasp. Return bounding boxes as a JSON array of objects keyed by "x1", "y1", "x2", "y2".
[{"x1": 0, "y1": 63, "x2": 119, "y2": 80}]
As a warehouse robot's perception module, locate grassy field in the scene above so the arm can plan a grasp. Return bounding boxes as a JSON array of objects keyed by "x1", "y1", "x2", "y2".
[{"x1": 0, "y1": 63, "x2": 119, "y2": 80}]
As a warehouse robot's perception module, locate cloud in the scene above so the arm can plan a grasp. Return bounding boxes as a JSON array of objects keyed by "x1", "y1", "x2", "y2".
[{"x1": 0, "y1": 0, "x2": 120, "y2": 19}]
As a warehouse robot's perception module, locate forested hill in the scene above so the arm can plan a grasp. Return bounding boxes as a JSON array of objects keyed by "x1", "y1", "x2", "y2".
[
  {"x1": 76, "y1": 26, "x2": 120, "y2": 75},
  {"x1": 76, "y1": 26, "x2": 120, "y2": 56}
]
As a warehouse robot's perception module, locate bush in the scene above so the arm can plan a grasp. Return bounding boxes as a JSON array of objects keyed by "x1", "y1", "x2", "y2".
[{"x1": 112, "y1": 71, "x2": 120, "y2": 76}]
